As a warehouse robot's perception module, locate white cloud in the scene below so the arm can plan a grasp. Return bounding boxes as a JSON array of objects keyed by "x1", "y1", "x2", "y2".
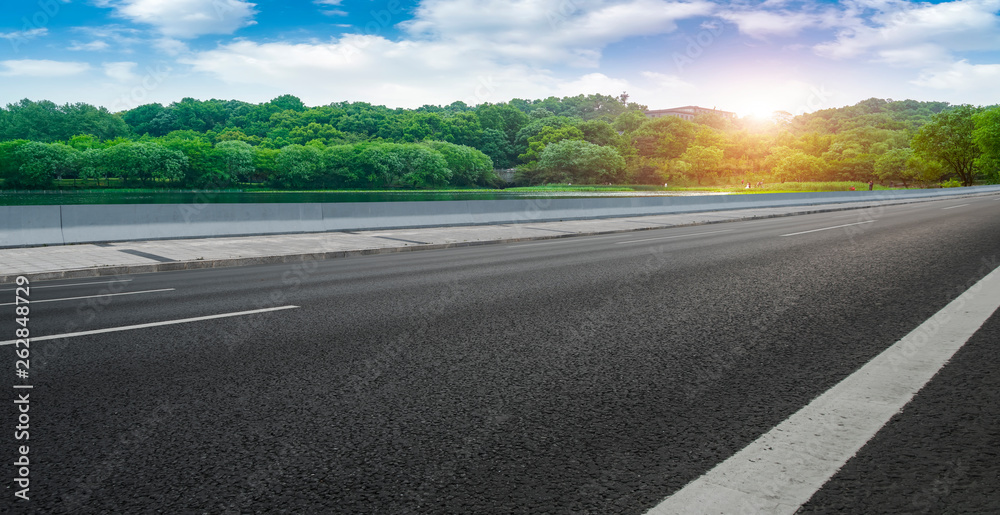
[
  {"x1": 815, "y1": 0, "x2": 1000, "y2": 60},
  {"x1": 875, "y1": 44, "x2": 953, "y2": 67},
  {"x1": 104, "y1": 0, "x2": 258, "y2": 38},
  {"x1": 912, "y1": 60, "x2": 1000, "y2": 91},
  {"x1": 0, "y1": 28, "x2": 48, "y2": 40},
  {"x1": 638, "y1": 71, "x2": 697, "y2": 93},
  {"x1": 182, "y1": 36, "x2": 510, "y2": 106},
  {"x1": 69, "y1": 40, "x2": 111, "y2": 51},
  {"x1": 182, "y1": 36, "x2": 675, "y2": 108},
  {"x1": 0, "y1": 59, "x2": 90, "y2": 77},
  {"x1": 103, "y1": 61, "x2": 138, "y2": 81},
  {"x1": 555, "y1": 73, "x2": 632, "y2": 98},
  {"x1": 717, "y1": 10, "x2": 821, "y2": 38},
  {"x1": 314, "y1": 0, "x2": 346, "y2": 11},
  {"x1": 154, "y1": 37, "x2": 189, "y2": 56},
  {"x1": 402, "y1": 0, "x2": 713, "y2": 66},
  {"x1": 176, "y1": 0, "x2": 718, "y2": 107}
]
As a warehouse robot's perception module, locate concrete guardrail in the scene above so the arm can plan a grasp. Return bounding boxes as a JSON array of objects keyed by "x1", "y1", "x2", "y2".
[{"x1": 2, "y1": 185, "x2": 999, "y2": 247}]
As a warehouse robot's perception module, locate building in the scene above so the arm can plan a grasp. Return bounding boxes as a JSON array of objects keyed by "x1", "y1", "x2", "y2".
[{"x1": 644, "y1": 106, "x2": 736, "y2": 121}]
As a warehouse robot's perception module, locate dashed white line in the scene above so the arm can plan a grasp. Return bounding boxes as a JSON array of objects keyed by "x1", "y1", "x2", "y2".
[
  {"x1": 508, "y1": 238, "x2": 581, "y2": 248},
  {"x1": 0, "y1": 288, "x2": 174, "y2": 307},
  {"x1": 942, "y1": 204, "x2": 970, "y2": 210},
  {"x1": 615, "y1": 229, "x2": 733, "y2": 244},
  {"x1": 646, "y1": 262, "x2": 1000, "y2": 515},
  {"x1": 0, "y1": 305, "x2": 300, "y2": 346},
  {"x1": 780, "y1": 220, "x2": 875, "y2": 237}
]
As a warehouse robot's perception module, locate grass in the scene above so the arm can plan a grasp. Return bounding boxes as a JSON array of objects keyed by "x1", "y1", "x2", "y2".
[
  {"x1": 502, "y1": 184, "x2": 645, "y2": 192},
  {"x1": 701, "y1": 181, "x2": 915, "y2": 194},
  {"x1": 4, "y1": 181, "x2": 939, "y2": 196}
]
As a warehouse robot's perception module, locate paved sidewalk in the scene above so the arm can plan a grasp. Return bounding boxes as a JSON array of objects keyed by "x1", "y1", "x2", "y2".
[{"x1": 1, "y1": 193, "x2": 993, "y2": 283}]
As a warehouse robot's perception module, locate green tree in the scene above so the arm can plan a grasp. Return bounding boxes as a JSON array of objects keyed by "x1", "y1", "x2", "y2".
[
  {"x1": 518, "y1": 125, "x2": 584, "y2": 164},
  {"x1": 92, "y1": 142, "x2": 185, "y2": 186},
  {"x1": 907, "y1": 154, "x2": 947, "y2": 184},
  {"x1": 680, "y1": 145, "x2": 724, "y2": 185},
  {"x1": 7, "y1": 142, "x2": 76, "y2": 188},
  {"x1": 613, "y1": 110, "x2": 648, "y2": 134},
  {"x1": 320, "y1": 144, "x2": 361, "y2": 187},
  {"x1": 423, "y1": 141, "x2": 496, "y2": 186},
  {"x1": 215, "y1": 140, "x2": 257, "y2": 184},
  {"x1": 577, "y1": 120, "x2": 619, "y2": 147},
  {"x1": 911, "y1": 105, "x2": 983, "y2": 186},
  {"x1": 123, "y1": 103, "x2": 173, "y2": 136},
  {"x1": 273, "y1": 144, "x2": 323, "y2": 189},
  {"x1": 355, "y1": 143, "x2": 404, "y2": 187},
  {"x1": 766, "y1": 146, "x2": 826, "y2": 182},
  {"x1": 476, "y1": 103, "x2": 530, "y2": 143},
  {"x1": 0, "y1": 140, "x2": 30, "y2": 188},
  {"x1": 874, "y1": 148, "x2": 916, "y2": 186},
  {"x1": 0, "y1": 99, "x2": 128, "y2": 142},
  {"x1": 439, "y1": 111, "x2": 482, "y2": 147},
  {"x1": 288, "y1": 123, "x2": 348, "y2": 145},
  {"x1": 631, "y1": 116, "x2": 697, "y2": 159},
  {"x1": 67, "y1": 134, "x2": 104, "y2": 151},
  {"x1": 478, "y1": 128, "x2": 516, "y2": 169},
  {"x1": 79, "y1": 147, "x2": 116, "y2": 187},
  {"x1": 159, "y1": 131, "x2": 222, "y2": 186},
  {"x1": 269, "y1": 94, "x2": 307, "y2": 112},
  {"x1": 253, "y1": 147, "x2": 280, "y2": 184},
  {"x1": 531, "y1": 139, "x2": 625, "y2": 184},
  {"x1": 393, "y1": 144, "x2": 452, "y2": 188},
  {"x1": 972, "y1": 106, "x2": 1000, "y2": 184}
]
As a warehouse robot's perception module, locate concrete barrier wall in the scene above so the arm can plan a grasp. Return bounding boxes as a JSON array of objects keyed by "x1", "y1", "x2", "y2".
[
  {"x1": 3, "y1": 185, "x2": 999, "y2": 247},
  {"x1": 0, "y1": 205, "x2": 64, "y2": 247},
  {"x1": 59, "y1": 203, "x2": 325, "y2": 244}
]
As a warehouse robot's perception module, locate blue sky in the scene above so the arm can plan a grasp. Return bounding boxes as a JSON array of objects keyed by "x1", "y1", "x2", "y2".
[{"x1": 1, "y1": 0, "x2": 998, "y2": 117}]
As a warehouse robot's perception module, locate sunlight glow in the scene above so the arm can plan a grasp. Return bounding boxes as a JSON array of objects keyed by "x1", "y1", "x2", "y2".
[{"x1": 722, "y1": 79, "x2": 830, "y2": 121}]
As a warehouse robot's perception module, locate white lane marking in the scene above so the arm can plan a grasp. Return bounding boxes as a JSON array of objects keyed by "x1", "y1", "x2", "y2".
[
  {"x1": 508, "y1": 239, "x2": 581, "y2": 248},
  {"x1": 780, "y1": 220, "x2": 875, "y2": 237},
  {"x1": 942, "y1": 204, "x2": 970, "y2": 210},
  {"x1": 0, "y1": 305, "x2": 300, "y2": 346},
  {"x1": 0, "y1": 288, "x2": 174, "y2": 307},
  {"x1": 647, "y1": 263, "x2": 1000, "y2": 515},
  {"x1": 615, "y1": 229, "x2": 733, "y2": 245},
  {"x1": 0, "y1": 279, "x2": 134, "y2": 293}
]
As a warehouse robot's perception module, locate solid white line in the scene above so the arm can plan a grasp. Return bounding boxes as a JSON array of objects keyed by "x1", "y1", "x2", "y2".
[
  {"x1": 646, "y1": 262, "x2": 1000, "y2": 515},
  {"x1": 0, "y1": 288, "x2": 175, "y2": 307},
  {"x1": 0, "y1": 305, "x2": 300, "y2": 346},
  {"x1": 615, "y1": 229, "x2": 733, "y2": 244},
  {"x1": 0, "y1": 279, "x2": 134, "y2": 292},
  {"x1": 941, "y1": 204, "x2": 970, "y2": 210},
  {"x1": 780, "y1": 220, "x2": 875, "y2": 237}
]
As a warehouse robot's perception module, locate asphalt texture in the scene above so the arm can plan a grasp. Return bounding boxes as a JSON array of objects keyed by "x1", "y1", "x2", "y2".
[
  {"x1": 799, "y1": 300, "x2": 1000, "y2": 514},
  {"x1": 2, "y1": 195, "x2": 999, "y2": 513}
]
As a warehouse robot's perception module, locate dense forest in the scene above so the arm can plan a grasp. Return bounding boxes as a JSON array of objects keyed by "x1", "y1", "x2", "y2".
[{"x1": 1, "y1": 93, "x2": 998, "y2": 190}]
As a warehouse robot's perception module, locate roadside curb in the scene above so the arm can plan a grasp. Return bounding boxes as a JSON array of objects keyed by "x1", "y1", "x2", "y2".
[{"x1": 3, "y1": 192, "x2": 996, "y2": 284}]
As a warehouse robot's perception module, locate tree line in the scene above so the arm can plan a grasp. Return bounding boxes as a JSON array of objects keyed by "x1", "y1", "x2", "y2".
[{"x1": 1, "y1": 94, "x2": 998, "y2": 189}]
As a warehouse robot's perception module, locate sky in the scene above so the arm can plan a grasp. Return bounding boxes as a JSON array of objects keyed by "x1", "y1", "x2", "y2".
[{"x1": 1, "y1": 0, "x2": 999, "y2": 117}]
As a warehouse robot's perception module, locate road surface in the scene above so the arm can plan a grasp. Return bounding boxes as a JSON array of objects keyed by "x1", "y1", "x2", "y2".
[{"x1": 2, "y1": 194, "x2": 999, "y2": 513}]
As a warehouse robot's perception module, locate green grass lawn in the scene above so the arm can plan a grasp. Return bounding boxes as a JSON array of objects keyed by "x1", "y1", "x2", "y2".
[
  {"x1": 508, "y1": 181, "x2": 932, "y2": 194},
  {"x1": 2, "y1": 180, "x2": 946, "y2": 196},
  {"x1": 695, "y1": 181, "x2": 914, "y2": 194}
]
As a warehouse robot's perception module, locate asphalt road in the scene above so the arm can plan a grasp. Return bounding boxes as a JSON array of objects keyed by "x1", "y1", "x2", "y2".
[{"x1": 3, "y1": 194, "x2": 999, "y2": 514}]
